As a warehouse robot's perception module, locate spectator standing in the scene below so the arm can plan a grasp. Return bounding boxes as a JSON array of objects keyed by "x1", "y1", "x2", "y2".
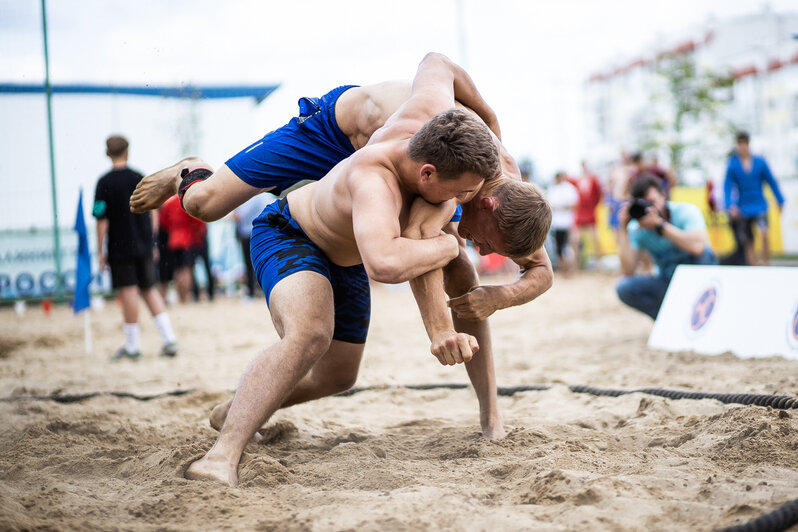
[
  {"x1": 547, "y1": 171, "x2": 579, "y2": 275},
  {"x1": 616, "y1": 176, "x2": 716, "y2": 319},
  {"x1": 93, "y1": 135, "x2": 178, "y2": 359},
  {"x1": 155, "y1": 212, "x2": 176, "y2": 300},
  {"x1": 723, "y1": 131, "x2": 785, "y2": 266},
  {"x1": 568, "y1": 161, "x2": 603, "y2": 268},
  {"x1": 159, "y1": 195, "x2": 207, "y2": 303},
  {"x1": 606, "y1": 150, "x2": 634, "y2": 239},
  {"x1": 191, "y1": 231, "x2": 216, "y2": 302}
]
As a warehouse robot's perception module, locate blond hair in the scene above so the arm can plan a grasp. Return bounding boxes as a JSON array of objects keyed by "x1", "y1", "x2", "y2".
[{"x1": 493, "y1": 179, "x2": 552, "y2": 258}]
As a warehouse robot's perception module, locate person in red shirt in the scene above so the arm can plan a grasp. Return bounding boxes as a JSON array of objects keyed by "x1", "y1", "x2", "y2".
[
  {"x1": 568, "y1": 161, "x2": 603, "y2": 268},
  {"x1": 159, "y1": 195, "x2": 207, "y2": 302}
]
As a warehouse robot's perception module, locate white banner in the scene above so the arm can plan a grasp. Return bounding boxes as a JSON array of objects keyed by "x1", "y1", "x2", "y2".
[
  {"x1": 780, "y1": 180, "x2": 798, "y2": 254},
  {"x1": 648, "y1": 265, "x2": 798, "y2": 359}
]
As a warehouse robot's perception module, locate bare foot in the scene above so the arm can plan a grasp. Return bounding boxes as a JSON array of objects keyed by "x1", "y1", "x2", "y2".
[
  {"x1": 209, "y1": 399, "x2": 233, "y2": 431},
  {"x1": 129, "y1": 157, "x2": 207, "y2": 213},
  {"x1": 482, "y1": 424, "x2": 507, "y2": 440},
  {"x1": 185, "y1": 455, "x2": 238, "y2": 486},
  {"x1": 209, "y1": 399, "x2": 263, "y2": 443},
  {"x1": 481, "y1": 414, "x2": 506, "y2": 440}
]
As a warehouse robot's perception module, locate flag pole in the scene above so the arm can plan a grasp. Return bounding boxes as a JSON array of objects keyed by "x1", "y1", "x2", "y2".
[
  {"x1": 41, "y1": 0, "x2": 64, "y2": 301},
  {"x1": 84, "y1": 310, "x2": 92, "y2": 354},
  {"x1": 74, "y1": 188, "x2": 93, "y2": 354}
]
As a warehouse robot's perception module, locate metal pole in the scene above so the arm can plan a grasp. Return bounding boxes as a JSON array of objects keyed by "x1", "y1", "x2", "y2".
[{"x1": 41, "y1": 0, "x2": 63, "y2": 300}]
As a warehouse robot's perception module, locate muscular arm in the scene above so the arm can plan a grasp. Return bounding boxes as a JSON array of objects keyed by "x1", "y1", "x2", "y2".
[
  {"x1": 438, "y1": 54, "x2": 502, "y2": 139},
  {"x1": 403, "y1": 198, "x2": 477, "y2": 365},
  {"x1": 404, "y1": 200, "x2": 504, "y2": 438},
  {"x1": 380, "y1": 52, "x2": 497, "y2": 136},
  {"x1": 350, "y1": 174, "x2": 459, "y2": 284},
  {"x1": 447, "y1": 246, "x2": 554, "y2": 321}
]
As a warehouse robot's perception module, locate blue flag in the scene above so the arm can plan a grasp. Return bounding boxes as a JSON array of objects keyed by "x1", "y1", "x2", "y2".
[{"x1": 73, "y1": 189, "x2": 91, "y2": 313}]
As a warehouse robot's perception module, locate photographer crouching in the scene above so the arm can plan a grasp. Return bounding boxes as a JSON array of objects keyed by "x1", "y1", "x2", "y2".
[{"x1": 616, "y1": 175, "x2": 717, "y2": 319}]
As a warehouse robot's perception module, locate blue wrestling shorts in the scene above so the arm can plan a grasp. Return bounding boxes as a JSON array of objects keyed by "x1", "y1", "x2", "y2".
[
  {"x1": 250, "y1": 197, "x2": 371, "y2": 344},
  {"x1": 226, "y1": 85, "x2": 358, "y2": 196},
  {"x1": 227, "y1": 83, "x2": 463, "y2": 223}
]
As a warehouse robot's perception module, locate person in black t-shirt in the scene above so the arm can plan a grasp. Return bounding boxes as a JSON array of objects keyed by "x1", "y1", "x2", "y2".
[{"x1": 93, "y1": 135, "x2": 179, "y2": 360}]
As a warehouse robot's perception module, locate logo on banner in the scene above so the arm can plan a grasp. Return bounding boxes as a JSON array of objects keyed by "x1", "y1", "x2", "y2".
[{"x1": 689, "y1": 284, "x2": 718, "y2": 334}]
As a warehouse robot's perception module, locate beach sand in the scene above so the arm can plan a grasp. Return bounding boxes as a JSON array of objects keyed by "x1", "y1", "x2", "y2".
[{"x1": 1, "y1": 272, "x2": 796, "y2": 531}]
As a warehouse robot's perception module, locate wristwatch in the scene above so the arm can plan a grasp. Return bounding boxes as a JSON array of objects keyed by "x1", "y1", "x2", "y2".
[{"x1": 655, "y1": 221, "x2": 666, "y2": 236}]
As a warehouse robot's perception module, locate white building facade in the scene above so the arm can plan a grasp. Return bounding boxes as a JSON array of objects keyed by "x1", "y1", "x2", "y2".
[{"x1": 583, "y1": 7, "x2": 798, "y2": 184}]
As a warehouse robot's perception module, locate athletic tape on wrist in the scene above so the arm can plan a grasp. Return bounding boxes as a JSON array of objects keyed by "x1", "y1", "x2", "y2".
[{"x1": 178, "y1": 168, "x2": 213, "y2": 210}]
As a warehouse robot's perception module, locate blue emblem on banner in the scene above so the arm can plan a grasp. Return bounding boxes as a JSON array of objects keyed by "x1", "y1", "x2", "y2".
[{"x1": 690, "y1": 287, "x2": 717, "y2": 331}]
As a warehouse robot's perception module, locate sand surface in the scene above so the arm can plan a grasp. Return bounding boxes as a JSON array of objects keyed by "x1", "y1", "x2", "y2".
[{"x1": 1, "y1": 272, "x2": 796, "y2": 531}]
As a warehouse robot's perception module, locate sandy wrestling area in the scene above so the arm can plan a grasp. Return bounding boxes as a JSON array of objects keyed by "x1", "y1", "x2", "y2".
[{"x1": 1, "y1": 272, "x2": 796, "y2": 531}]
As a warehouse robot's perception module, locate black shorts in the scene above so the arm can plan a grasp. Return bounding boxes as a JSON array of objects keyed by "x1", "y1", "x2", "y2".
[
  {"x1": 109, "y1": 254, "x2": 157, "y2": 290},
  {"x1": 172, "y1": 248, "x2": 196, "y2": 269},
  {"x1": 157, "y1": 230, "x2": 175, "y2": 282},
  {"x1": 553, "y1": 229, "x2": 570, "y2": 258},
  {"x1": 734, "y1": 213, "x2": 769, "y2": 246}
]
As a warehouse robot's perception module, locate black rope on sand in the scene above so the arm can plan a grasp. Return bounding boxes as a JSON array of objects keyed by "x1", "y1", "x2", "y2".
[
  {"x1": 338, "y1": 384, "x2": 798, "y2": 410},
  {"x1": 714, "y1": 496, "x2": 798, "y2": 532},
  {"x1": 568, "y1": 385, "x2": 798, "y2": 410},
  {"x1": 5, "y1": 383, "x2": 793, "y2": 411},
  {"x1": 0, "y1": 389, "x2": 192, "y2": 403}
]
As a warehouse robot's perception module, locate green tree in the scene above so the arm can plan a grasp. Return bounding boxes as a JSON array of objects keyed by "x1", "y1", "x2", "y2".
[{"x1": 641, "y1": 53, "x2": 734, "y2": 182}]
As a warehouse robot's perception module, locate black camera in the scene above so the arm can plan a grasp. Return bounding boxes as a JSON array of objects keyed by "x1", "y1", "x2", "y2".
[{"x1": 628, "y1": 198, "x2": 652, "y2": 220}]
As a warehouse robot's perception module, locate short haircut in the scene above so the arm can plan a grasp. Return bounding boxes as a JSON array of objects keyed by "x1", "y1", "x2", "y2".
[
  {"x1": 735, "y1": 131, "x2": 750, "y2": 144},
  {"x1": 106, "y1": 135, "x2": 129, "y2": 158},
  {"x1": 493, "y1": 179, "x2": 551, "y2": 258},
  {"x1": 630, "y1": 152, "x2": 643, "y2": 163},
  {"x1": 408, "y1": 109, "x2": 500, "y2": 181},
  {"x1": 630, "y1": 174, "x2": 662, "y2": 199}
]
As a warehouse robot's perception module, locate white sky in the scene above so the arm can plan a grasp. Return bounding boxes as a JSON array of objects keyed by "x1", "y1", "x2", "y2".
[{"x1": 1, "y1": 0, "x2": 795, "y2": 229}]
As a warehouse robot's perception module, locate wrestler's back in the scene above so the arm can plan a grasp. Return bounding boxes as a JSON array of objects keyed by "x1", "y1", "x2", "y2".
[{"x1": 335, "y1": 81, "x2": 411, "y2": 150}]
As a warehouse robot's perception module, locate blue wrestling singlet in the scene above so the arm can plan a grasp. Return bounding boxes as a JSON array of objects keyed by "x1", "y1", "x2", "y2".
[
  {"x1": 250, "y1": 198, "x2": 371, "y2": 344},
  {"x1": 225, "y1": 83, "x2": 463, "y2": 221},
  {"x1": 226, "y1": 85, "x2": 358, "y2": 196}
]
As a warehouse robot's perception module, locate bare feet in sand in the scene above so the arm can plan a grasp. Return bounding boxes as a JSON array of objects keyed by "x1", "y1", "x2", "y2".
[
  {"x1": 129, "y1": 157, "x2": 207, "y2": 213},
  {"x1": 482, "y1": 424, "x2": 507, "y2": 440},
  {"x1": 185, "y1": 454, "x2": 239, "y2": 486},
  {"x1": 210, "y1": 399, "x2": 263, "y2": 443},
  {"x1": 209, "y1": 400, "x2": 231, "y2": 431},
  {"x1": 481, "y1": 414, "x2": 506, "y2": 440}
]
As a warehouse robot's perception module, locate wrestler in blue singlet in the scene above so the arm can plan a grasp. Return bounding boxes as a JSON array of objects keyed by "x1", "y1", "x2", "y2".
[
  {"x1": 251, "y1": 198, "x2": 370, "y2": 344},
  {"x1": 236, "y1": 85, "x2": 462, "y2": 344}
]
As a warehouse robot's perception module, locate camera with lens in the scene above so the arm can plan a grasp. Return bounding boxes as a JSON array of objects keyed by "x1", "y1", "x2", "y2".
[{"x1": 628, "y1": 198, "x2": 652, "y2": 220}]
